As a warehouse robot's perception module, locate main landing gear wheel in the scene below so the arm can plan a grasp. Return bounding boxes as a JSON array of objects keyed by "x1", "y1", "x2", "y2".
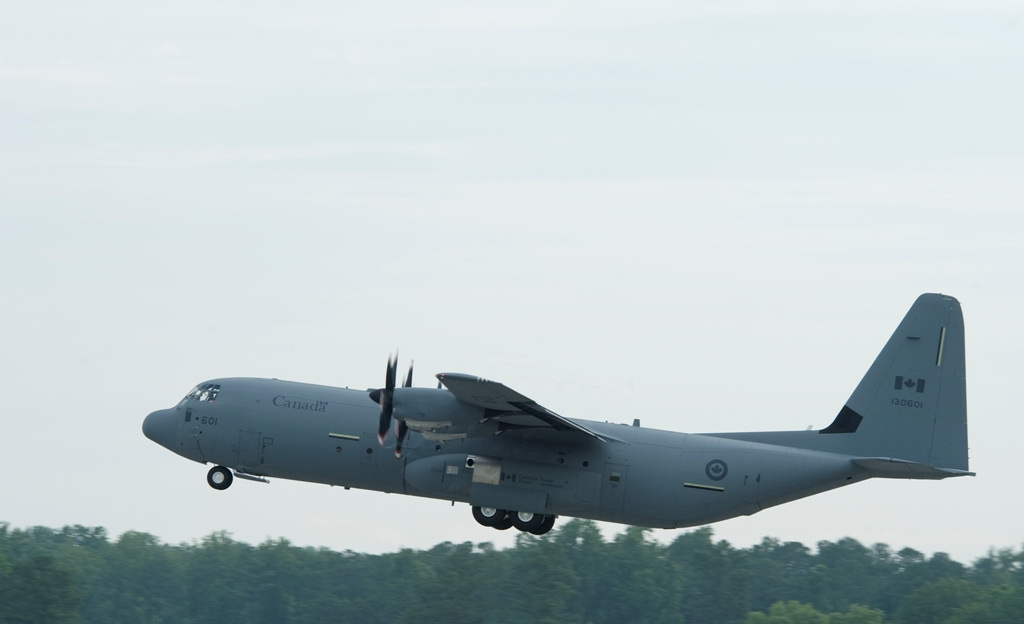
[
  {"x1": 512, "y1": 511, "x2": 546, "y2": 533},
  {"x1": 207, "y1": 466, "x2": 233, "y2": 490},
  {"x1": 492, "y1": 513, "x2": 514, "y2": 530},
  {"x1": 472, "y1": 506, "x2": 508, "y2": 527},
  {"x1": 529, "y1": 515, "x2": 556, "y2": 535}
]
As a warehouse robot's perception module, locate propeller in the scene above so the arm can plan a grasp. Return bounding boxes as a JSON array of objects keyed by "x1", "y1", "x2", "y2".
[{"x1": 369, "y1": 354, "x2": 414, "y2": 457}]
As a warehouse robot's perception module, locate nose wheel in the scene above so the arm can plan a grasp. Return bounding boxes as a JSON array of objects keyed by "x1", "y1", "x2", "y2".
[{"x1": 207, "y1": 466, "x2": 233, "y2": 490}]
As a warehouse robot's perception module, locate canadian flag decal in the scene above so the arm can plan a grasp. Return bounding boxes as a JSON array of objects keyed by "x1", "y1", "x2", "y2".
[{"x1": 894, "y1": 376, "x2": 926, "y2": 393}]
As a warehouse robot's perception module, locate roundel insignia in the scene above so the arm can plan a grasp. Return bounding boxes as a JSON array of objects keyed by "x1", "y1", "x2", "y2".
[{"x1": 705, "y1": 459, "x2": 728, "y2": 481}]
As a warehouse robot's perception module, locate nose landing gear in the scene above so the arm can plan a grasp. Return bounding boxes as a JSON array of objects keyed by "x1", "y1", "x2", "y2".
[{"x1": 207, "y1": 465, "x2": 233, "y2": 490}]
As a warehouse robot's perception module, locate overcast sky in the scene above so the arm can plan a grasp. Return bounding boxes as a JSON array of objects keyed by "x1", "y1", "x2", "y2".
[{"x1": 2, "y1": 1, "x2": 1022, "y2": 562}]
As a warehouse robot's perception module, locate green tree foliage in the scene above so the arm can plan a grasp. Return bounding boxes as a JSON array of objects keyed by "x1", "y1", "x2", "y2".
[
  {"x1": 893, "y1": 578, "x2": 1024, "y2": 624},
  {"x1": 502, "y1": 532, "x2": 582, "y2": 624},
  {"x1": 941, "y1": 584, "x2": 1024, "y2": 624},
  {"x1": 2, "y1": 555, "x2": 82, "y2": 624},
  {"x1": 1, "y1": 519, "x2": 1023, "y2": 624},
  {"x1": 744, "y1": 601, "x2": 884, "y2": 624},
  {"x1": 745, "y1": 601, "x2": 830, "y2": 624},
  {"x1": 971, "y1": 546, "x2": 1024, "y2": 586},
  {"x1": 892, "y1": 577, "x2": 983, "y2": 624},
  {"x1": 746, "y1": 537, "x2": 817, "y2": 609},
  {"x1": 396, "y1": 541, "x2": 499, "y2": 624},
  {"x1": 829, "y1": 604, "x2": 886, "y2": 624},
  {"x1": 667, "y1": 526, "x2": 749, "y2": 624}
]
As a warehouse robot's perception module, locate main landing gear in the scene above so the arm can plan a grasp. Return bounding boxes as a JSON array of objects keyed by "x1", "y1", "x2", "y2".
[{"x1": 472, "y1": 506, "x2": 556, "y2": 535}]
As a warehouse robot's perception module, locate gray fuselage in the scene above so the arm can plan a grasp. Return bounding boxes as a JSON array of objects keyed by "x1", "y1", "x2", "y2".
[{"x1": 144, "y1": 377, "x2": 870, "y2": 528}]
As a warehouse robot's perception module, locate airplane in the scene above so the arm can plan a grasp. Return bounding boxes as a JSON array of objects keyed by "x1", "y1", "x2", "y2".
[{"x1": 143, "y1": 293, "x2": 973, "y2": 535}]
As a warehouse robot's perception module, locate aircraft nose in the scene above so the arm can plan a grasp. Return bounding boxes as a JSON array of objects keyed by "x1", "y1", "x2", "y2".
[{"x1": 143, "y1": 409, "x2": 176, "y2": 447}]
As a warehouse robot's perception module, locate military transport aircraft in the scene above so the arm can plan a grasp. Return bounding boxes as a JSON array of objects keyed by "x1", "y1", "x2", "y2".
[{"x1": 143, "y1": 294, "x2": 973, "y2": 535}]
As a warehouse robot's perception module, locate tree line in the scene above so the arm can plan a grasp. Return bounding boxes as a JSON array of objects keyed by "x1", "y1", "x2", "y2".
[{"x1": 1, "y1": 520, "x2": 1022, "y2": 624}]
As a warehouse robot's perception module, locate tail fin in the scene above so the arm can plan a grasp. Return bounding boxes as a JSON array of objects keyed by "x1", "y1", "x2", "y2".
[{"x1": 821, "y1": 293, "x2": 970, "y2": 473}]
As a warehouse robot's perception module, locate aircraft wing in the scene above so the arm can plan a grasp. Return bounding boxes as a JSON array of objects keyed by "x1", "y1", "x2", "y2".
[{"x1": 435, "y1": 373, "x2": 616, "y2": 442}]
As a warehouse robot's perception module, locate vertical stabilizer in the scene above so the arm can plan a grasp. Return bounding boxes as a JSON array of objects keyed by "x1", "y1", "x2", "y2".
[{"x1": 822, "y1": 293, "x2": 969, "y2": 471}]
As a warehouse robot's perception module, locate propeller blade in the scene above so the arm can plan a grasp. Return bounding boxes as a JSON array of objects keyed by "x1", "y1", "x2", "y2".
[
  {"x1": 394, "y1": 420, "x2": 409, "y2": 459},
  {"x1": 394, "y1": 361, "x2": 413, "y2": 457},
  {"x1": 377, "y1": 354, "x2": 398, "y2": 445},
  {"x1": 386, "y1": 352, "x2": 398, "y2": 389}
]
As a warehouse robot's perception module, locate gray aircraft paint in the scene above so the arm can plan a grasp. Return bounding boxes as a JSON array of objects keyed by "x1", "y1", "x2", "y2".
[{"x1": 143, "y1": 294, "x2": 972, "y2": 534}]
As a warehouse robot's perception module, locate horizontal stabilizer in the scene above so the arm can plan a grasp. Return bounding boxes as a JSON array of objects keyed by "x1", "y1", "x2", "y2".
[{"x1": 852, "y1": 457, "x2": 976, "y2": 480}]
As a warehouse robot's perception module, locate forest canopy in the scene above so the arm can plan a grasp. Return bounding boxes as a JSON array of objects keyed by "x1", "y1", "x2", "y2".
[{"x1": 1, "y1": 520, "x2": 1022, "y2": 624}]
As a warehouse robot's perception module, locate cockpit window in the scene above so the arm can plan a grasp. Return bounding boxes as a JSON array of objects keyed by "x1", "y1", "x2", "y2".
[{"x1": 186, "y1": 383, "x2": 221, "y2": 402}]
